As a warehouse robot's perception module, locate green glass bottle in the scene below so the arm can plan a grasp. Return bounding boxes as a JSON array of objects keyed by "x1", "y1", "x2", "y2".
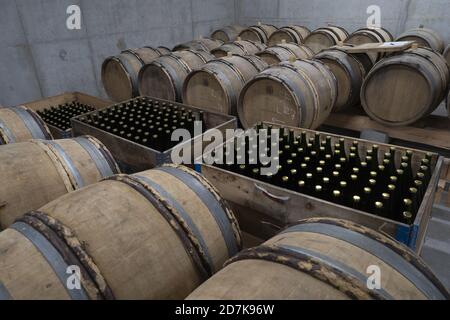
[{"x1": 352, "y1": 195, "x2": 362, "y2": 210}]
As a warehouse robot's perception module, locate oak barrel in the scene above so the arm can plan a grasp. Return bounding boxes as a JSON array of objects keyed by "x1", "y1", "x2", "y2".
[
  {"x1": 444, "y1": 45, "x2": 450, "y2": 66},
  {"x1": 0, "y1": 136, "x2": 120, "y2": 229},
  {"x1": 138, "y1": 50, "x2": 215, "y2": 102},
  {"x1": 182, "y1": 55, "x2": 268, "y2": 115},
  {"x1": 345, "y1": 27, "x2": 394, "y2": 63},
  {"x1": 238, "y1": 24, "x2": 278, "y2": 44},
  {"x1": 101, "y1": 47, "x2": 169, "y2": 102},
  {"x1": 187, "y1": 218, "x2": 450, "y2": 300},
  {"x1": 211, "y1": 40, "x2": 266, "y2": 58},
  {"x1": 238, "y1": 59, "x2": 337, "y2": 129},
  {"x1": 304, "y1": 26, "x2": 349, "y2": 54},
  {"x1": 396, "y1": 28, "x2": 445, "y2": 53},
  {"x1": 257, "y1": 42, "x2": 314, "y2": 65},
  {"x1": 0, "y1": 106, "x2": 52, "y2": 144},
  {"x1": 267, "y1": 25, "x2": 311, "y2": 46},
  {"x1": 173, "y1": 38, "x2": 224, "y2": 52},
  {"x1": 361, "y1": 47, "x2": 450, "y2": 126},
  {"x1": 0, "y1": 165, "x2": 242, "y2": 300},
  {"x1": 315, "y1": 48, "x2": 368, "y2": 111},
  {"x1": 211, "y1": 25, "x2": 247, "y2": 42}
]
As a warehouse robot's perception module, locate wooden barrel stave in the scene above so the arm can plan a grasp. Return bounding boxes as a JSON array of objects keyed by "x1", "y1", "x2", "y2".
[
  {"x1": 211, "y1": 25, "x2": 247, "y2": 42},
  {"x1": 346, "y1": 27, "x2": 394, "y2": 63},
  {"x1": 187, "y1": 218, "x2": 450, "y2": 300},
  {"x1": 238, "y1": 24, "x2": 278, "y2": 44},
  {"x1": 323, "y1": 25, "x2": 349, "y2": 40},
  {"x1": 396, "y1": 28, "x2": 445, "y2": 53},
  {"x1": 183, "y1": 55, "x2": 268, "y2": 115},
  {"x1": 211, "y1": 40, "x2": 266, "y2": 58},
  {"x1": 257, "y1": 43, "x2": 314, "y2": 65},
  {"x1": 444, "y1": 45, "x2": 450, "y2": 66},
  {"x1": 315, "y1": 48, "x2": 367, "y2": 111},
  {"x1": 173, "y1": 38, "x2": 224, "y2": 52},
  {"x1": 0, "y1": 106, "x2": 52, "y2": 144},
  {"x1": 237, "y1": 59, "x2": 337, "y2": 129},
  {"x1": 447, "y1": 90, "x2": 450, "y2": 119},
  {"x1": 0, "y1": 226, "x2": 75, "y2": 300},
  {"x1": 0, "y1": 136, "x2": 120, "y2": 229},
  {"x1": 101, "y1": 47, "x2": 166, "y2": 102},
  {"x1": 361, "y1": 47, "x2": 450, "y2": 126},
  {"x1": 155, "y1": 46, "x2": 171, "y2": 55},
  {"x1": 267, "y1": 25, "x2": 311, "y2": 46},
  {"x1": 138, "y1": 50, "x2": 214, "y2": 102}
]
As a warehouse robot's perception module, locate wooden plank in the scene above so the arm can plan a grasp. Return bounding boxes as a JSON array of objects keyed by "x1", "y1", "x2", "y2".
[
  {"x1": 338, "y1": 41, "x2": 414, "y2": 53},
  {"x1": 323, "y1": 112, "x2": 450, "y2": 151}
]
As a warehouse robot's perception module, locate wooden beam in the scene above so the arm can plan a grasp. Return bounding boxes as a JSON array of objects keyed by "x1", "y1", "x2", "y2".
[{"x1": 324, "y1": 113, "x2": 450, "y2": 151}]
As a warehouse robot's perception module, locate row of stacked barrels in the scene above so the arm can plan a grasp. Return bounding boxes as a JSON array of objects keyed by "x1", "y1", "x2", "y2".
[
  {"x1": 0, "y1": 140, "x2": 448, "y2": 299},
  {"x1": 100, "y1": 23, "x2": 450, "y2": 130}
]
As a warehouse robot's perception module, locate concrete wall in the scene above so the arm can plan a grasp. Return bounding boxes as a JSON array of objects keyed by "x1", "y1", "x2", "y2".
[
  {"x1": 237, "y1": 0, "x2": 450, "y2": 43},
  {"x1": 1, "y1": 0, "x2": 448, "y2": 107},
  {"x1": 0, "y1": 0, "x2": 238, "y2": 106}
]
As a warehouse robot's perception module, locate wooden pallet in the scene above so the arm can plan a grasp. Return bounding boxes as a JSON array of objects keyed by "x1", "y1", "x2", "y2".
[{"x1": 321, "y1": 109, "x2": 450, "y2": 155}]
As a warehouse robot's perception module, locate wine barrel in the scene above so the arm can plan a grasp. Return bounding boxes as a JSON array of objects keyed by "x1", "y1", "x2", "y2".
[
  {"x1": 0, "y1": 106, "x2": 52, "y2": 144},
  {"x1": 304, "y1": 26, "x2": 349, "y2": 54},
  {"x1": 238, "y1": 24, "x2": 278, "y2": 44},
  {"x1": 138, "y1": 50, "x2": 214, "y2": 102},
  {"x1": 238, "y1": 59, "x2": 337, "y2": 129},
  {"x1": 187, "y1": 218, "x2": 450, "y2": 300},
  {"x1": 343, "y1": 47, "x2": 374, "y2": 76},
  {"x1": 443, "y1": 45, "x2": 450, "y2": 66},
  {"x1": 0, "y1": 165, "x2": 242, "y2": 300},
  {"x1": 173, "y1": 38, "x2": 224, "y2": 52},
  {"x1": 396, "y1": 28, "x2": 445, "y2": 53},
  {"x1": 182, "y1": 55, "x2": 268, "y2": 115},
  {"x1": 156, "y1": 46, "x2": 171, "y2": 55},
  {"x1": 211, "y1": 40, "x2": 266, "y2": 58},
  {"x1": 361, "y1": 47, "x2": 450, "y2": 126},
  {"x1": 0, "y1": 136, "x2": 120, "y2": 229},
  {"x1": 257, "y1": 42, "x2": 314, "y2": 65},
  {"x1": 101, "y1": 47, "x2": 169, "y2": 102},
  {"x1": 267, "y1": 25, "x2": 311, "y2": 46},
  {"x1": 211, "y1": 25, "x2": 247, "y2": 42},
  {"x1": 345, "y1": 27, "x2": 394, "y2": 63},
  {"x1": 315, "y1": 48, "x2": 368, "y2": 111}
]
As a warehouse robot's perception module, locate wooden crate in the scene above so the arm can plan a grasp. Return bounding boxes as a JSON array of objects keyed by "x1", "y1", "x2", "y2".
[
  {"x1": 22, "y1": 92, "x2": 112, "y2": 139},
  {"x1": 199, "y1": 122, "x2": 443, "y2": 253},
  {"x1": 435, "y1": 158, "x2": 450, "y2": 206},
  {"x1": 72, "y1": 96, "x2": 237, "y2": 173},
  {"x1": 321, "y1": 108, "x2": 450, "y2": 156}
]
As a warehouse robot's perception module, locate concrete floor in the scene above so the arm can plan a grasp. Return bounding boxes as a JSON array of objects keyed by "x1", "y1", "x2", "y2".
[{"x1": 421, "y1": 183, "x2": 450, "y2": 291}]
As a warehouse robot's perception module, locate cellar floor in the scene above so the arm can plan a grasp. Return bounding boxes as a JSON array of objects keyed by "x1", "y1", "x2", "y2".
[{"x1": 421, "y1": 184, "x2": 450, "y2": 291}]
